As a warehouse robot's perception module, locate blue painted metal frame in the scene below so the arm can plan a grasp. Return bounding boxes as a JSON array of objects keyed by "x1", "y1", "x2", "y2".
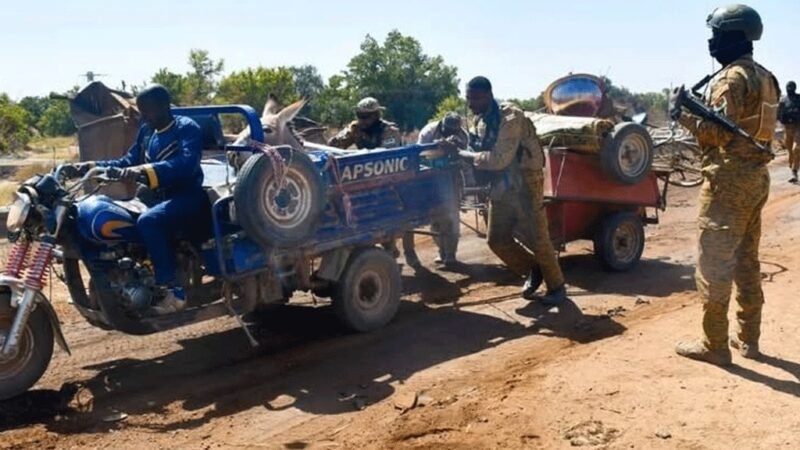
[{"x1": 171, "y1": 105, "x2": 265, "y2": 144}]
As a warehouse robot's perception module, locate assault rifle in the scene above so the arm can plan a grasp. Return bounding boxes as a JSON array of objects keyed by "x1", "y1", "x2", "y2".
[{"x1": 671, "y1": 85, "x2": 772, "y2": 155}]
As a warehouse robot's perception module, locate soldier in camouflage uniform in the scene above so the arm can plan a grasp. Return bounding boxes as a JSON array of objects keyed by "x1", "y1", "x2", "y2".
[
  {"x1": 778, "y1": 81, "x2": 800, "y2": 182},
  {"x1": 674, "y1": 4, "x2": 780, "y2": 365},
  {"x1": 328, "y1": 97, "x2": 406, "y2": 260},
  {"x1": 460, "y1": 76, "x2": 566, "y2": 305},
  {"x1": 328, "y1": 97, "x2": 403, "y2": 150}
]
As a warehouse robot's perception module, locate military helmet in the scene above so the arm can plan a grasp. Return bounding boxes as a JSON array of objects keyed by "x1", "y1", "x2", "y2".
[
  {"x1": 356, "y1": 97, "x2": 386, "y2": 114},
  {"x1": 706, "y1": 4, "x2": 763, "y2": 41}
]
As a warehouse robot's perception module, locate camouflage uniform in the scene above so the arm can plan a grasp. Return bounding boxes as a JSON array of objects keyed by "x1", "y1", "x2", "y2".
[
  {"x1": 785, "y1": 124, "x2": 799, "y2": 171},
  {"x1": 327, "y1": 120, "x2": 403, "y2": 150},
  {"x1": 328, "y1": 113, "x2": 405, "y2": 259},
  {"x1": 470, "y1": 101, "x2": 564, "y2": 289},
  {"x1": 678, "y1": 54, "x2": 779, "y2": 350},
  {"x1": 778, "y1": 93, "x2": 800, "y2": 172}
]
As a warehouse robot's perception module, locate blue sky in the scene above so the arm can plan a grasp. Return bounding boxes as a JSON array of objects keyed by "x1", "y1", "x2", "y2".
[{"x1": 1, "y1": 0, "x2": 797, "y2": 100}]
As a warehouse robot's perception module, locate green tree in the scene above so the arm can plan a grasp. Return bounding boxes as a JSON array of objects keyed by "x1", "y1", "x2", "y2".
[
  {"x1": 217, "y1": 66, "x2": 298, "y2": 112},
  {"x1": 147, "y1": 50, "x2": 223, "y2": 105},
  {"x1": 290, "y1": 65, "x2": 325, "y2": 117},
  {"x1": 433, "y1": 95, "x2": 468, "y2": 121},
  {"x1": 151, "y1": 68, "x2": 186, "y2": 104},
  {"x1": 345, "y1": 30, "x2": 459, "y2": 131},
  {"x1": 290, "y1": 65, "x2": 324, "y2": 100},
  {"x1": 315, "y1": 74, "x2": 357, "y2": 127},
  {"x1": 601, "y1": 77, "x2": 669, "y2": 123},
  {"x1": 37, "y1": 101, "x2": 75, "y2": 136},
  {"x1": 183, "y1": 49, "x2": 224, "y2": 104},
  {"x1": 0, "y1": 94, "x2": 33, "y2": 153},
  {"x1": 506, "y1": 94, "x2": 545, "y2": 112},
  {"x1": 18, "y1": 96, "x2": 51, "y2": 125}
]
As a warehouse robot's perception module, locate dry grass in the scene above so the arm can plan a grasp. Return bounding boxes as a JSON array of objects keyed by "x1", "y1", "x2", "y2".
[
  {"x1": 24, "y1": 135, "x2": 79, "y2": 163},
  {"x1": 12, "y1": 161, "x2": 57, "y2": 182},
  {"x1": 0, "y1": 181, "x2": 17, "y2": 206},
  {"x1": 29, "y1": 135, "x2": 77, "y2": 153},
  {"x1": 0, "y1": 161, "x2": 59, "y2": 206}
]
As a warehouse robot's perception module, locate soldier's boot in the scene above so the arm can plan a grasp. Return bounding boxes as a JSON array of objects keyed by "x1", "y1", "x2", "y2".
[
  {"x1": 789, "y1": 170, "x2": 798, "y2": 183},
  {"x1": 729, "y1": 337, "x2": 761, "y2": 359},
  {"x1": 540, "y1": 284, "x2": 568, "y2": 307},
  {"x1": 675, "y1": 340, "x2": 732, "y2": 366}
]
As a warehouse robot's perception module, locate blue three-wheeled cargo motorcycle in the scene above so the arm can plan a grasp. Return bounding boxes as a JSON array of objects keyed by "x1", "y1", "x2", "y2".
[{"x1": 0, "y1": 105, "x2": 457, "y2": 400}]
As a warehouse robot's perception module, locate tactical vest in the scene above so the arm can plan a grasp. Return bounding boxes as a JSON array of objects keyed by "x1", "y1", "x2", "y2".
[{"x1": 741, "y1": 62, "x2": 779, "y2": 143}]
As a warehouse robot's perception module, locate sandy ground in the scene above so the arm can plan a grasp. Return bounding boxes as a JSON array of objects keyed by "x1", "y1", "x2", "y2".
[{"x1": 2, "y1": 157, "x2": 800, "y2": 450}]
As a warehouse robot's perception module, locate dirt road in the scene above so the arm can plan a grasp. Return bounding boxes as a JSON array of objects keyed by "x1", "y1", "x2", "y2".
[{"x1": 2, "y1": 158, "x2": 800, "y2": 449}]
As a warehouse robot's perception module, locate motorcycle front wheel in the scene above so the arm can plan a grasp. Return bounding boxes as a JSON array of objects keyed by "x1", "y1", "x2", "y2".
[{"x1": 0, "y1": 288, "x2": 54, "y2": 401}]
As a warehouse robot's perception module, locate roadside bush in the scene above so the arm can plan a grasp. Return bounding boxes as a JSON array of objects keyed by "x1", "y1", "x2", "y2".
[{"x1": 0, "y1": 95, "x2": 33, "y2": 153}]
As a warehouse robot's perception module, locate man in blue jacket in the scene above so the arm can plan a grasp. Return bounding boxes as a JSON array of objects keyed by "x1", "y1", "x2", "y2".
[{"x1": 67, "y1": 84, "x2": 207, "y2": 314}]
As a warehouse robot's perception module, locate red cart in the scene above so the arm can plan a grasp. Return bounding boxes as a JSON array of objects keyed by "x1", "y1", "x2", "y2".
[
  {"x1": 460, "y1": 73, "x2": 670, "y2": 272},
  {"x1": 460, "y1": 149, "x2": 667, "y2": 273}
]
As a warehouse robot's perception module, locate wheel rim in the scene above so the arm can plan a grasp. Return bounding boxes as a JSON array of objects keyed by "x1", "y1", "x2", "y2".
[
  {"x1": 612, "y1": 221, "x2": 642, "y2": 265},
  {"x1": 617, "y1": 133, "x2": 650, "y2": 177},
  {"x1": 262, "y1": 167, "x2": 313, "y2": 230},
  {"x1": 0, "y1": 310, "x2": 35, "y2": 382},
  {"x1": 353, "y1": 270, "x2": 388, "y2": 313}
]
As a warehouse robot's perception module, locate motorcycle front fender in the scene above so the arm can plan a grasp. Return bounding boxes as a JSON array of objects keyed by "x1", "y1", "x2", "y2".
[{"x1": 36, "y1": 296, "x2": 71, "y2": 356}]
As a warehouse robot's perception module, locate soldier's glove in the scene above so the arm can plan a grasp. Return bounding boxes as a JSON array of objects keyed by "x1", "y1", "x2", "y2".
[
  {"x1": 669, "y1": 86, "x2": 685, "y2": 121},
  {"x1": 105, "y1": 166, "x2": 149, "y2": 185}
]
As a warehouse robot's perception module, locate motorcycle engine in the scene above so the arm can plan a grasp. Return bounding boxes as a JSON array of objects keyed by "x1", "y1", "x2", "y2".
[
  {"x1": 116, "y1": 257, "x2": 155, "y2": 311},
  {"x1": 123, "y1": 285, "x2": 153, "y2": 310}
]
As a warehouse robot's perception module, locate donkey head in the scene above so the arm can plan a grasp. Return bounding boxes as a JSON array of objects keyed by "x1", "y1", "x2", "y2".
[{"x1": 233, "y1": 94, "x2": 306, "y2": 149}]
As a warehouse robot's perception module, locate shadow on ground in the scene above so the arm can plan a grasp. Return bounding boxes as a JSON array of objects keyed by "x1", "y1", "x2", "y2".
[
  {"x1": 0, "y1": 291, "x2": 625, "y2": 434},
  {"x1": 560, "y1": 253, "x2": 696, "y2": 298}
]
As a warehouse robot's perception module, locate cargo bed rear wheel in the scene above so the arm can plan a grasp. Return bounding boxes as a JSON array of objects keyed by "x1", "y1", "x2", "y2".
[{"x1": 332, "y1": 247, "x2": 402, "y2": 332}]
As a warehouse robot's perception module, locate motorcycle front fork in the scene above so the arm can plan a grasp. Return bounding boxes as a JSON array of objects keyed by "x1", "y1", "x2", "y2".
[
  {"x1": 0, "y1": 287, "x2": 38, "y2": 360},
  {"x1": 0, "y1": 239, "x2": 54, "y2": 361}
]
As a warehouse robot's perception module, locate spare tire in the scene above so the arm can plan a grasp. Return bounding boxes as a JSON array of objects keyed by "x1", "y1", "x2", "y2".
[
  {"x1": 234, "y1": 147, "x2": 324, "y2": 248},
  {"x1": 601, "y1": 122, "x2": 654, "y2": 185}
]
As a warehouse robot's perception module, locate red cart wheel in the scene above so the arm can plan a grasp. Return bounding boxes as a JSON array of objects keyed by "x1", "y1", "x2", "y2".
[{"x1": 594, "y1": 212, "x2": 645, "y2": 272}]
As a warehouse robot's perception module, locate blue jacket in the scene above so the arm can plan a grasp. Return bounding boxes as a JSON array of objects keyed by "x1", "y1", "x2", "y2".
[{"x1": 97, "y1": 115, "x2": 204, "y2": 192}]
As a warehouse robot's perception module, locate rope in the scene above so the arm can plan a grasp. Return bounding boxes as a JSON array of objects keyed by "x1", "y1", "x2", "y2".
[
  {"x1": 323, "y1": 155, "x2": 355, "y2": 227},
  {"x1": 248, "y1": 139, "x2": 291, "y2": 191}
]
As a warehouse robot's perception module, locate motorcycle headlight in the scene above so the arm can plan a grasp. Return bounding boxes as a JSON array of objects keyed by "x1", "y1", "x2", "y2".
[{"x1": 6, "y1": 192, "x2": 32, "y2": 233}]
